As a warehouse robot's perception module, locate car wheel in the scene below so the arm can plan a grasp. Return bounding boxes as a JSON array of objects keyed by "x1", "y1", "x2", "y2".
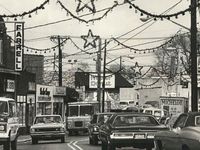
[
  {"x1": 107, "y1": 143, "x2": 116, "y2": 150},
  {"x1": 182, "y1": 145, "x2": 190, "y2": 150},
  {"x1": 61, "y1": 136, "x2": 65, "y2": 143},
  {"x1": 92, "y1": 136, "x2": 98, "y2": 145},
  {"x1": 89, "y1": 137, "x2": 93, "y2": 145},
  {"x1": 146, "y1": 147, "x2": 153, "y2": 150},
  {"x1": 11, "y1": 138, "x2": 17, "y2": 150},
  {"x1": 3, "y1": 141, "x2": 11, "y2": 150},
  {"x1": 32, "y1": 137, "x2": 38, "y2": 144},
  {"x1": 101, "y1": 142, "x2": 107, "y2": 150}
]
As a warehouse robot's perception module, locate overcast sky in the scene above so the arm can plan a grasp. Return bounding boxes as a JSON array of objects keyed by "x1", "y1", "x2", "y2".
[{"x1": 0, "y1": 0, "x2": 196, "y2": 71}]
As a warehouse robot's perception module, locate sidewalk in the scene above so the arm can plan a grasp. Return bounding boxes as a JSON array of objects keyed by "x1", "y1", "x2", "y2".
[{"x1": 18, "y1": 135, "x2": 31, "y2": 143}]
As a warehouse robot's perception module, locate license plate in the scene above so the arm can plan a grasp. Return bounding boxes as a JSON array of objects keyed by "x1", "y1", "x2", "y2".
[{"x1": 134, "y1": 134, "x2": 145, "y2": 139}]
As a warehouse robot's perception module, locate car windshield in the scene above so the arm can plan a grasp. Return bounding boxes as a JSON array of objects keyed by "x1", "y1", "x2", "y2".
[
  {"x1": 80, "y1": 105, "x2": 93, "y2": 116},
  {"x1": 113, "y1": 115, "x2": 158, "y2": 126},
  {"x1": 34, "y1": 116, "x2": 62, "y2": 124},
  {"x1": 0, "y1": 101, "x2": 8, "y2": 115},
  {"x1": 195, "y1": 116, "x2": 200, "y2": 126},
  {"x1": 98, "y1": 114, "x2": 112, "y2": 123}
]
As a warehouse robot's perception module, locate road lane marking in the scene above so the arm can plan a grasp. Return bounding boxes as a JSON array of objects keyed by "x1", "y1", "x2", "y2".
[
  {"x1": 67, "y1": 141, "x2": 77, "y2": 150},
  {"x1": 73, "y1": 141, "x2": 83, "y2": 150}
]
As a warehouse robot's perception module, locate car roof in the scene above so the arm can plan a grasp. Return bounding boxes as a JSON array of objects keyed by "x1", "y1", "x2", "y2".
[
  {"x1": 35, "y1": 115, "x2": 61, "y2": 117},
  {"x1": 0, "y1": 97, "x2": 15, "y2": 102},
  {"x1": 111, "y1": 112, "x2": 154, "y2": 117},
  {"x1": 94, "y1": 112, "x2": 115, "y2": 115}
]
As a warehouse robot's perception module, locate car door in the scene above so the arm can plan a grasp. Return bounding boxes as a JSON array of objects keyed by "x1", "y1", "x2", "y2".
[{"x1": 163, "y1": 114, "x2": 188, "y2": 150}]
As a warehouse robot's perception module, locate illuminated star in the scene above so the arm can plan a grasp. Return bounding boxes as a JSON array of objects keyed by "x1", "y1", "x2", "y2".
[
  {"x1": 81, "y1": 29, "x2": 99, "y2": 48},
  {"x1": 132, "y1": 62, "x2": 143, "y2": 76},
  {"x1": 76, "y1": 0, "x2": 96, "y2": 13}
]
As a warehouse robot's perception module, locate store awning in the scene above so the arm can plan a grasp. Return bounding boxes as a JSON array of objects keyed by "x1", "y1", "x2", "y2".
[{"x1": 0, "y1": 68, "x2": 20, "y2": 75}]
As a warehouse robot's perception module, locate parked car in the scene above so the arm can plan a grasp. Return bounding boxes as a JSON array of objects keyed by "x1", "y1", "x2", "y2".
[
  {"x1": 88, "y1": 112, "x2": 114, "y2": 145},
  {"x1": 30, "y1": 115, "x2": 66, "y2": 144},
  {"x1": 154, "y1": 112, "x2": 200, "y2": 150},
  {"x1": 99, "y1": 112, "x2": 169, "y2": 150}
]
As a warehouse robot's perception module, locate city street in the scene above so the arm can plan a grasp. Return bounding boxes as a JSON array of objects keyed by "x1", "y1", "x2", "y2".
[{"x1": 0, "y1": 135, "x2": 154, "y2": 150}]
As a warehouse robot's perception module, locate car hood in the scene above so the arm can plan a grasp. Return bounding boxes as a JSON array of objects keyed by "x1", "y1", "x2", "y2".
[{"x1": 31, "y1": 123, "x2": 64, "y2": 128}]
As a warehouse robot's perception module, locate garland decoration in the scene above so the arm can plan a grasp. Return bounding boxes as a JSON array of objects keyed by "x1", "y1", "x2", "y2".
[
  {"x1": 57, "y1": 0, "x2": 119, "y2": 23},
  {"x1": 112, "y1": 37, "x2": 174, "y2": 54},
  {"x1": 76, "y1": 0, "x2": 96, "y2": 13},
  {"x1": 0, "y1": 0, "x2": 50, "y2": 20},
  {"x1": 111, "y1": 30, "x2": 180, "y2": 53},
  {"x1": 125, "y1": 0, "x2": 191, "y2": 20}
]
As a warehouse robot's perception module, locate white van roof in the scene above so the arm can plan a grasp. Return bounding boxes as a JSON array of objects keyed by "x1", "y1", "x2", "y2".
[{"x1": 0, "y1": 97, "x2": 15, "y2": 102}]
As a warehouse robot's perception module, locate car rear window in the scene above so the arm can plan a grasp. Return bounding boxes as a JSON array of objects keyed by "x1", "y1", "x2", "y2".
[{"x1": 113, "y1": 115, "x2": 158, "y2": 126}]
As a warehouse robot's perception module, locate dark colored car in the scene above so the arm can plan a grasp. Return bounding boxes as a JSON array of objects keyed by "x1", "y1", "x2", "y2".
[
  {"x1": 88, "y1": 112, "x2": 114, "y2": 145},
  {"x1": 99, "y1": 112, "x2": 169, "y2": 150},
  {"x1": 154, "y1": 112, "x2": 200, "y2": 150}
]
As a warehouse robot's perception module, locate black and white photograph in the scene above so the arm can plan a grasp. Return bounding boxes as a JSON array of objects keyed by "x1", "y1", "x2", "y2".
[{"x1": 0, "y1": 0, "x2": 199, "y2": 150}]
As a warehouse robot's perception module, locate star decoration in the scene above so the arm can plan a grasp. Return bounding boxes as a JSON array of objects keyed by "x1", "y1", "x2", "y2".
[
  {"x1": 132, "y1": 62, "x2": 143, "y2": 76},
  {"x1": 81, "y1": 29, "x2": 99, "y2": 48},
  {"x1": 76, "y1": 0, "x2": 96, "y2": 13}
]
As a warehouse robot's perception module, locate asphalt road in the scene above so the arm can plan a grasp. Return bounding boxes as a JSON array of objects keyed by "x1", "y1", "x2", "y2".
[{"x1": 0, "y1": 135, "x2": 153, "y2": 150}]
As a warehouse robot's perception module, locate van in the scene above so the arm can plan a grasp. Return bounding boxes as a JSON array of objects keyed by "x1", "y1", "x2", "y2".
[
  {"x1": 119, "y1": 100, "x2": 136, "y2": 108},
  {"x1": 143, "y1": 107, "x2": 168, "y2": 120}
]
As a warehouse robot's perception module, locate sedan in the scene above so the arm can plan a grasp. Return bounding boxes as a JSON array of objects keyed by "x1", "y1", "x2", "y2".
[
  {"x1": 154, "y1": 112, "x2": 200, "y2": 150},
  {"x1": 99, "y1": 112, "x2": 169, "y2": 150},
  {"x1": 30, "y1": 115, "x2": 66, "y2": 144},
  {"x1": 88, "y1": 112, "x2": 114, "y2": 145}
]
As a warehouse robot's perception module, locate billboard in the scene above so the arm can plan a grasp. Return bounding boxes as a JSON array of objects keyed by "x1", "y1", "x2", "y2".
[{"x1": 89, "y1": 73, "x2": 115, "y2": 88}]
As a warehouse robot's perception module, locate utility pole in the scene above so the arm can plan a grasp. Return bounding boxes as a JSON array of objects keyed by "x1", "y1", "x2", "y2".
[
  {"x1": 191, "y1": 0, "x2": 198, "y2": 111},
  {"x1": 50, "y1": 35, "x2": 65, "y2": 86},
  {"x1": 102, "y1": 40, "x2": 107, "y2": 113},
  {"x1": 97, "y1": 38, "x2": 102, "y2": 112},
  {"x1": 58, "y1": 36, "x2": 62, "y2": 86}
]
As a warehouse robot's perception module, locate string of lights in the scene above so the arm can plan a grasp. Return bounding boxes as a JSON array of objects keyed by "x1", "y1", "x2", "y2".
[
  {"x1": 57, "y1": 0, "x2": 119, "y2": 24},
  {"x1": 112, "y1": 36, "x2": 174, "y2": 54},
  {"x1": 125, "y1": 0, "x2": 191, "y2": 20},
  {"x1": 0, "y1": 0, "x2": 50, "y2": 20}
]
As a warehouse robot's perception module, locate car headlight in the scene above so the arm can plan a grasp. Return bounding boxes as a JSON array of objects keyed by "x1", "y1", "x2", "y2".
[
  {"x1": 93, "y1": 126, "x2": 99, "y2": 132},
  {"x1": 60, "y1": 127, "x2": 65, "y2": 132},
  {"x1": 30, "y1": 128, "x2": 35, "y2": 132}
]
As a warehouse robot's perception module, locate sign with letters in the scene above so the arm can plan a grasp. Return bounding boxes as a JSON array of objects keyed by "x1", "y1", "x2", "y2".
[
  {"x1": 89, "y1": 73, "x2": 115, "y2": 89},
  {"x1": 14, "y1": 22, "x2": 24, "y2": 71}
]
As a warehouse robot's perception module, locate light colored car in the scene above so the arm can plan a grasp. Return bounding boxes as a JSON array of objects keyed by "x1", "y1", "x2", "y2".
[
  {"x1": 30, "y1": 115, "x2": 66, "y2": 144},
  {"x1": 154, "y1": 112, "x2": 200, "y2": 150}
]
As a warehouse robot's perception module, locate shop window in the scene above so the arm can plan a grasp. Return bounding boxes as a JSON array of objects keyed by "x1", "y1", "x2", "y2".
[{"x1": 53, "y1": 103, "x2": 62, "y2": 116}]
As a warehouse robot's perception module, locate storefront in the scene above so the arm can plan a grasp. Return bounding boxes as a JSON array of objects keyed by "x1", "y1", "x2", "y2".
[{"x1": 36, "y1": 85, "x2": 66, "y2": 118}]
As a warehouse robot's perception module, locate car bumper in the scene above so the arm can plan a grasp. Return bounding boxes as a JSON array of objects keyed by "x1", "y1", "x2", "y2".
[
  {"x1": 110, "y1": 138, "x2": 154, "y2": 148},
  {"x1": 31, "y1": 132, "x2": 65, "y2": 139}
]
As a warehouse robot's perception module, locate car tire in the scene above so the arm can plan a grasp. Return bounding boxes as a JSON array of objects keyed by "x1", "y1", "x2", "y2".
[
  {"x1": 182, "y1": 145, "x2": 190, "y2": 150},
  {"x1": 32, "y1": 137, "x2": 38, "y2": 144},
  {"x1": 61, "y1": 136, "x2": 65, "y2": 143},
  {"x1": 101, "y1": 142, "x2": 107, "y2": 150},
  {"x1": 11, "y1": 138, "x2": 17, "y2": 150},
  {"x1": 146, "y1": 147, "x2": 153, "y2": 150},
  {"x1": 3, "y1": 141, "x2": 11, "y2": 150},
  {"x1": 107, "y1": 143, "x2": 116, "y2": 150},
  {"x1": 89, "y1": 137, "x2": 93, "y2": 145}
]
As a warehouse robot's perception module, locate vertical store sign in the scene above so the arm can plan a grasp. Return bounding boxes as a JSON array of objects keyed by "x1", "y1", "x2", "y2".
[{"x1": 14, "y1": 22, "x2": 24, "y2": 71}]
